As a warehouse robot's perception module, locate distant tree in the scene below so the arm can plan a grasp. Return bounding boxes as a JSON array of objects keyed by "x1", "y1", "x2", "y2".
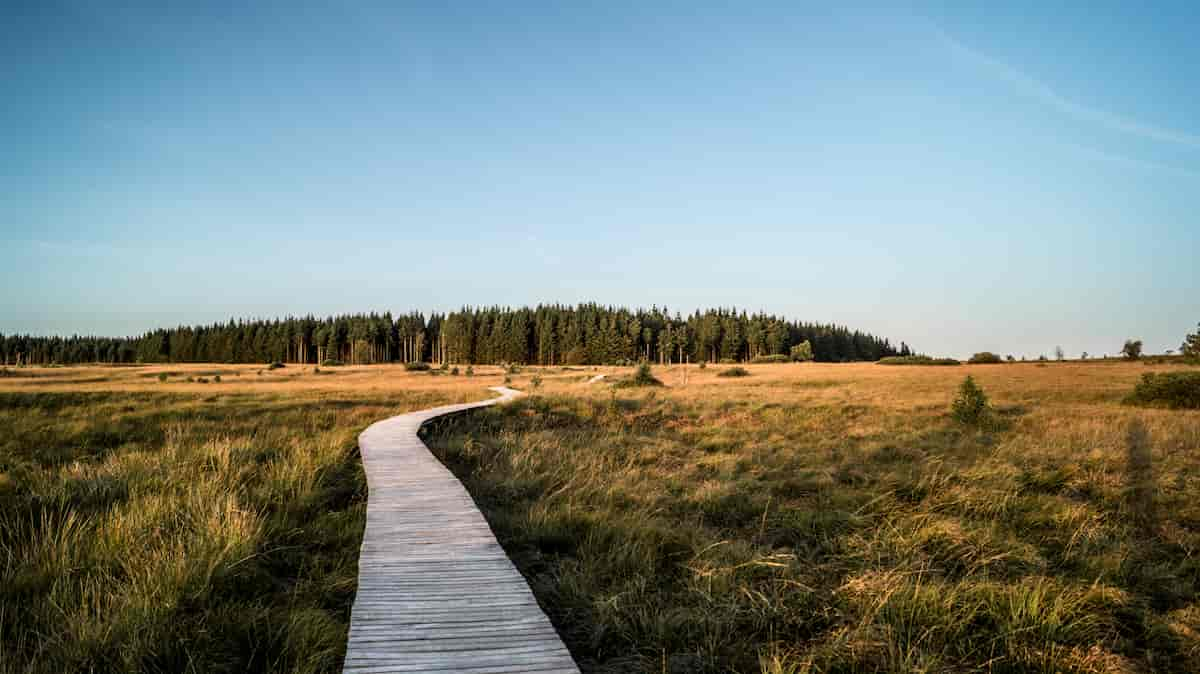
[
  {"x1": 1055, "y1": 346, "x2": 1065, "y2": 361},
  {"x1": 1081, "y1": 352, "x2": 1089, "y2": 360},
  {"x1": 1122, "y1": 339, "x2": 1144, "y2": 360},
  {"x1": 1183, "y1": 322, "x2": 1200, "y2": 359},
  {"x1": 1006, "y1": 355, "x2": 1015, "y2": 362},
  {"x1": 790, "y1": 340, "x2": 814, "y2": 362}
]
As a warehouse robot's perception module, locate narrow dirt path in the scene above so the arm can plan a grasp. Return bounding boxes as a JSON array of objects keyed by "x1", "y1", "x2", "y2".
[{"x1": 344, "y1": 386, "x2": 579, "y2": 673}]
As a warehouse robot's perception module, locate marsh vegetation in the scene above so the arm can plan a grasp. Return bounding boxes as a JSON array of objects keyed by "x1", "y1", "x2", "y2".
[{"x1": 426, "y1": 361, "x2": 1200, "y2": 672}]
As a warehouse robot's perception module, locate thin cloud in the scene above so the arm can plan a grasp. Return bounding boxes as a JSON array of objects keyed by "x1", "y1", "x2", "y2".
[
  {"x1": 938, "y1": 30, "x2": 1200, "y2": 150},
  {"x1": 1068, "y1": 144, "x2": 1200, "y2": 181}
]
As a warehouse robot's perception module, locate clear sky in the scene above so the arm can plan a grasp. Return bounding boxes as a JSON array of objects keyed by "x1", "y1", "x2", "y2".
[{"x1": 3, "y1": 1, "x2": 1197, "y2": 358}]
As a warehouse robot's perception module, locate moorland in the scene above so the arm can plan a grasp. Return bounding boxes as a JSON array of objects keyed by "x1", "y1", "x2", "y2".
[{"x1": 2, "y1": 359, "x2": 1199, "y2": 672}]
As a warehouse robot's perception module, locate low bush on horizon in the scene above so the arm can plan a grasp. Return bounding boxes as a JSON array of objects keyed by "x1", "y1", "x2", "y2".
[
  {"x1": 403, "y1": 361, "x2": 431, "y2": 371},
  {"x1": 749, "y1": 354, "x2": 789, "y2": 364},
  {"x1": 717, "y1": 366, "x2": 751, "y2": 377},
  {"x1": 878, "y1": 355, "x2": 961, "y2": 366},
  {"x1": 267, "y1": 361, "x2": 285, "y2": 370},
  {"x1": 1125, "y1": 371, "x2": 1200, "y2": 409},
  {"x1": 967, "y1": 351, "x2": 1004, "y2": 364},
  {"x1": 320, "y1": 359, "x2": 344, "y2": 367}
]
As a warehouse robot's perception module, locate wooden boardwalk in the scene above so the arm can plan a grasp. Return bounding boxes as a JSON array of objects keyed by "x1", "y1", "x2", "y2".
[{"x1": 345, "y1": 386, "x2": 579, "y2": 673}]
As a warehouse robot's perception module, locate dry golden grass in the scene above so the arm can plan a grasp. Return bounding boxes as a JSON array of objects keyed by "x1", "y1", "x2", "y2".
[
  {"x1": 4, "y1": 359, "x2": 1199, "y2": 672},
  {"x1": 425, "y1": 359, "x2": 1200, "y2": 672}
]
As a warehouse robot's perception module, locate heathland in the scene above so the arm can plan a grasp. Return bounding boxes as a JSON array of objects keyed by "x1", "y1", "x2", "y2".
[{"x1": 2, "y1": 359, "x2": 1199, "y2": 672}]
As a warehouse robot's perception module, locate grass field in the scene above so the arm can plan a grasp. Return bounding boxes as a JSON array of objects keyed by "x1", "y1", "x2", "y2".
[
  {"x1": 426, "y1": 360, "x2": 1200, "y2": 672},
  {"x1": 2, "y1": 360, "x2": 1199, "y2": 672},
  {"x1": 0, "y1": 364, "x2": 512, "y2": 673}
]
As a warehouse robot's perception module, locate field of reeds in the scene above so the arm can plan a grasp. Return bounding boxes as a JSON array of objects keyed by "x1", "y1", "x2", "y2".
[
  {"x1": 0, "y1": 363, "x2": 509, "y2": 673},
  {"x1": 426, "y1": 360, "x2": 1200, "y2": 672},
  {"x1": 2, "y1": 360, "x2": 1198, "y2": 672}
]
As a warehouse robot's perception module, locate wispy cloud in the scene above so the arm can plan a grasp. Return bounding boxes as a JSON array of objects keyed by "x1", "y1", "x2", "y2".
[
  {"x1": 937, "y1": 30, "x2": 1200, "y2": 151},
  {"x1": 1068, "y1": 144, "x2": 1200, "y2": 181}
]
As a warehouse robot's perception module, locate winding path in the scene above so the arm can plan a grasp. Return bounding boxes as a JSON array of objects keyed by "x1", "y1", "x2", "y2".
[{"x1": 345, "y1": 386, "x2": 579, "y2": 673}]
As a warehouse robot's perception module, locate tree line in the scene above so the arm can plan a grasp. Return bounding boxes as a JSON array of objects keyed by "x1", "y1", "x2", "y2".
[{"x1": 0, "y1": 304, "x2": 909, "y2": 366}]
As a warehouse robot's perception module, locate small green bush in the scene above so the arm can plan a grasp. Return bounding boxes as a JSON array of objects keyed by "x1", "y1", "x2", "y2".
[
  {"x1": 466, "y1": 365, "x2": 474, "y2": 376},
  {"x1": 790, "y1": 341, "x2": 814, "y2": 362},
  {"x1": 213, "y1": 375, "x2": 221, "y2": 383},
  {"x1": 698, "y1": 361, "x2": 707, "y2": 369},
  {"x1": 157, "y1": 372, "x2": 168, "y2": 382},
  {"x1": 530, "y1": 374, "x2": 543, "y2": 391},
  {"x1": 879, "y1": 356, "x2": 961, "y2": 366},
  {"x1": 614, "y1": 363, "x2": 663, "y2": 388},
  {"x1": 267, "y1": 361, "x2": 285, "y2": 370},
  {"x1": 186, "y1": 376, "x2": 195, "y2": 383},
  {"x1": 503, "y1": 374, "x2": 512, "y2": 385},
  {"x1": 196, "y1": 377, "x2": 209, "y2": 384},
  {"x1": 951, "y1": 375, "x2": 992, "y2": 426},
  {"x1": 404, "y1": 362, "x2": 431, "y2": 371},
  {"x1": 1124, "y1": 372, "x2": 1200, "y2": 410},
  {"x1": 450, "y1": 367, "x2": 460, "y2": 376},
  {"x1": 717, "y1": 366, "x2": 750, "y2": 378},
  {"x1": 440, "y1": 361, "x2": 450, "y2": 371},
  {"x1": 750, "y1": 354, "x2": 789, "y2": 364},
  {"x1": 968, "y1": 352, "x2": 1004, "y2": 364},
  {"x1": 320, "y1": 359, "x2": 343, "y2": 367}
]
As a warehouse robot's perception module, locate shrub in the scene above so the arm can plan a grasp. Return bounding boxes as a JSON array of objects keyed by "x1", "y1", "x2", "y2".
[
  {"x1": 267, "y1": 361, "x2": 285, "y2": 370},
  {"x1": 1124, "y1": 372, "x2": 1200, "y2": 410},
  {"x1": 450, "y1": 367, "x2": 460, "y2": 376},
  {"x1": 878, "y1": 356, "x2": 960, "y2": 366},
  {"x1": 951, "y1": 375, "x2": 992, "y2": 426},
  {"x1": 313, "y1": 367, "x2": 321, "y2": 374},
  {"x1": 530, "y1": 374, "x2": 543, "y2": 391},
  {"x1": 440, "y1": 361, "x2": 450, "y2": 371},
  {"x1": 750, "y1": 354, "x2": 789, "y2": 364},
  {"x1": 717, "y1": 366, "x2": 750, "y2": 378},
  {"x1": 404, "y1": 362, "x2": 431, "y2": 371},
  {"x1": 614, "y1": 363, "x2": 663, "y2": 387},
  {"x1": 968, "y1": 352, "x2": 1004, "y2": 364},
  {"x1": 790, "y1": 341, "x2": 814, "y2": 362},
  {"x1": 503, "y1": 374, "x2": 512, "y2": 385},
  {"x1": 698, "y1": 361, "x2": 707, "y2": 369},
  {"x1": 466, "y1": 365, "x2": 474, "y2": 377},
  {"x1": 213, "y1": 375, "x2": 221, "y2": 383},
  {"x1": 186, "y1": 376, "x2": 195, "y2": 383},
  {"x1": 196, "y1": 377, "x2": 209, "y2": 384},
  {"x1": 157, "y1": 372, "x2": 168, "y2": 382},
  {"x1": 320, "y1": 359, "x2": 343, "y2": 367}
]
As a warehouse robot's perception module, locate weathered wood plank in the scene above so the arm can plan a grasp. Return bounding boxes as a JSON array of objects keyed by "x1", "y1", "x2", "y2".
[{"x1": 344, "y1": 386, "x2": 579, "y2": 673}]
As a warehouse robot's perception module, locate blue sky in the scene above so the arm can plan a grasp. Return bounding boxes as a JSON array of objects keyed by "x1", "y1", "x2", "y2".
[{"x1": 3, "y1": 1, "x2": 1197, "y2": 358}]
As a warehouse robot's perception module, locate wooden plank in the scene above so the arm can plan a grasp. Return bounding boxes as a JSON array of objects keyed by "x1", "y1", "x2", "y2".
[{"x1": 344, "y1": 386, "x2": 579, "y2": 673}]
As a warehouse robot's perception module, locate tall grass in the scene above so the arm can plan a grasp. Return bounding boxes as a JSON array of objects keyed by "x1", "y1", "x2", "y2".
[
  {"x1": 0, "y1": 389, "x2": 452, "y2": 673},
  {"x1": 426, "y1": 373, "x2": 1200, "y2": 672}
]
